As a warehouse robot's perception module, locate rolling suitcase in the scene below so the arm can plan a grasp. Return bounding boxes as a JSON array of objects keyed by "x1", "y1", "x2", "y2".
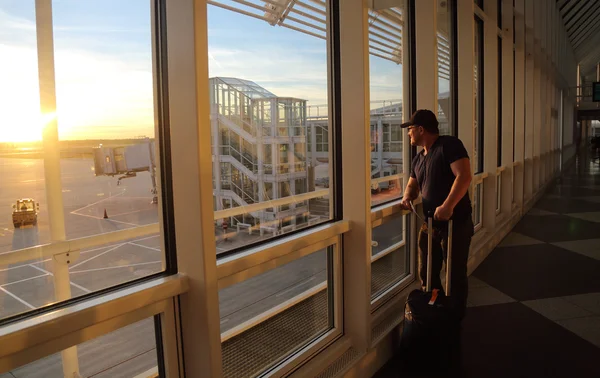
[{"x1": 398, "y1": 215, "x2": 461, "y2": 376}]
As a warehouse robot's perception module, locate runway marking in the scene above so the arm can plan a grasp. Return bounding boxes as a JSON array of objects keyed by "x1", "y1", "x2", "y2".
[
  {"x1": 29, "y1": 264, "x2": 91, "y2": 293},
  {"x1": 0, "y1": 235, "x2": 159, "y2": 272},
  {"x1": 220, "y1": 318, "x2": 229, "y2": 324},
  {"x1": 70, "y1": 191, "x2": 125, "y2": 214},
  {"x1": 20, "y1": 179, "x2": 44, "y2": 183},
  {"x1": 69, "y1": 244, "x2": 125, "y2": 270},
  {"x1": 128, "y1": 242, "x2": 161, "y2": 252},
  {"x1": 70, "y1": 212, "x2": 140, "y2": 227},
  {"x1": 0, "y1": 245, "x2": 118, "y2": 272},
  {"x1": 133, "y1": 234, "x2": 160, "y2": 242},
  {"x1": 1, "y1": 273, "x2": 49, "y2": 287},
  {"x1": 0, "y1": 263, "x2": 30, "y2": 273},
  {"x1": 70, "y1": 261, "x2": 162, "y2": 274},
  {"x1": 0, "y1": 286, "x2": 35, "y2": 309}
]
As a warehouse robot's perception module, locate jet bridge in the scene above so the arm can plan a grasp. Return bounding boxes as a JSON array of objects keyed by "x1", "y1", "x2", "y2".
[{"x1": 93, "y1": 139, "x2": 158, "y2": 204}]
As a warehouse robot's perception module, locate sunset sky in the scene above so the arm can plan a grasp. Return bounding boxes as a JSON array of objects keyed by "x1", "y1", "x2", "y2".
[{"x1": 0, "y1": 0, "x2": 404, "y2": 143}]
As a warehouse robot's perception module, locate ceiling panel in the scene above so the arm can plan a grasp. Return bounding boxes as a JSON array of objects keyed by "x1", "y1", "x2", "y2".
[{"x1": 557, "y1": 0, "x2": 600, "y2": 81}]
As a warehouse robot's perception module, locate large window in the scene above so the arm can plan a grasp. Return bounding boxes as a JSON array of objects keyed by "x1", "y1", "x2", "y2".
[
  {"x1": 367, "y1": 3, "x2": 409, "y2": 304},
  {"x1": 437, "y1": 0, "x2": 455, "y2": 136},
  {"x1": 368, "y1": 5, "x2": 405, "y2": 207},
  {"x1": 207, "y1": 2, "x2": 341, "y2": 376},
  {"x1": 0, "y1": 0, "x2": 167, "y2": 320},
  {"x1": 474, "y1": 15, "x2": 484, "y2": 173},
  {"x1": 0, "y1": 2, "x2": 175, "y2": 377},
  {"x1": 208, "y1": 5, "x2": 332, "y2": 253}
]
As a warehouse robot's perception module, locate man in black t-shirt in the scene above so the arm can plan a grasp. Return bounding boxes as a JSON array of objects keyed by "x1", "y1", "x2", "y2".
[{"x1": 399, "y1": 109, "x2": 474, "y2": 321}]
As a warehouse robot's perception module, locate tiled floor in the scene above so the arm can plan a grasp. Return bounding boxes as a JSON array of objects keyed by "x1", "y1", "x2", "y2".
[{"x1": 374, "y1": 153, "x2": 600, "y2": 377}]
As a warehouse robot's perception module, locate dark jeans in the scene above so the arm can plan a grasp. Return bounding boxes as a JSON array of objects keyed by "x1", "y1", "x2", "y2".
[{"x1": 418, "y1": 217, "x2": 474, "y2": 321}]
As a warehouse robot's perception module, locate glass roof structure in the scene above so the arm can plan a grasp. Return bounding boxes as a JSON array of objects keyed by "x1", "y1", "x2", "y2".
[{"x1": 215, "y1": 77, "x2": 278, "y2": 99}]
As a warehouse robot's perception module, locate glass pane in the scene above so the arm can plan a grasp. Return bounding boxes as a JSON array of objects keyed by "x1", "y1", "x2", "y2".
[
  {"x1": 0, "y1": 0, "x2": 164, "y2": 321},
  {"x1": 220, "y1": 248, "x2": 333, "y2": 377},
  {"x1": 371, "y1": 213, "x2": 409, "y2": 299},
  {"x1": 208, "y1": 3, "x2": 331, "y2": 253},
  {"x1": 438, "y1": 0, "x2": 453, "y2": 136},
  {"x1": 369, "y1": 4, "x2": 405, "y2": 207},
  {"x1": 4, "y1": 318, "x2": 159, "y2": 378}
]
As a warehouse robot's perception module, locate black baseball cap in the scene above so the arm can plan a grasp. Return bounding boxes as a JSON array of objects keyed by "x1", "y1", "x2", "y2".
[{"x1": 401, "y1": 109, "x2": 439, "y2": 133}]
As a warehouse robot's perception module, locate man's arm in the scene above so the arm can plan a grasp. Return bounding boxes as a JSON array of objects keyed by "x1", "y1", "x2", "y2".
[
  {"x1": 403, "y1": 177, "x2": 420, "y2": 202},
  {"x1": 442, "y1": 157, "x2": 472, "y2": 210}
]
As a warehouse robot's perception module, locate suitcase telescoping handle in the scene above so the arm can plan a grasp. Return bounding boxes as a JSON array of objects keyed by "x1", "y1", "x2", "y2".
[{"x1": 425, "y1": 212, "x2": 453, "y2": 295}]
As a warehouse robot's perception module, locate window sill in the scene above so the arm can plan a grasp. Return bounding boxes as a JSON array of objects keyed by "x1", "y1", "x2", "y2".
[{"x1": 0, "y1": 274, "x2": 188, "y2": 371}]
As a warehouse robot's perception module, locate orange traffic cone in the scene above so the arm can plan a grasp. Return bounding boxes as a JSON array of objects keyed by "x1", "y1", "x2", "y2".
[{"x1": 103, "y1": 209, "x2": 108, "y2": 219}]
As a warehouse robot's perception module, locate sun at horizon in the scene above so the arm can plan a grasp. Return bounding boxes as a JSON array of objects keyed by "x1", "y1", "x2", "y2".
[{"x1": 0, "y1": 110, "x2": 54, "y2": 143}]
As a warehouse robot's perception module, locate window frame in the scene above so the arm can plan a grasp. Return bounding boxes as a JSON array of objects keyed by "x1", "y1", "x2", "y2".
[
  {"x1": 208, "y1": 1, "x2": 342, "y2": 261},
  {"x1": 474, "y1": 14, "x2": 485, "y2": 174}
]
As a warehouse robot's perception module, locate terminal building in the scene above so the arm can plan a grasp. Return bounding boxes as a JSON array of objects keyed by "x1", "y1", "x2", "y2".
[{"x1": 2, "y1": 0, "x2": 600, "y2": 377}]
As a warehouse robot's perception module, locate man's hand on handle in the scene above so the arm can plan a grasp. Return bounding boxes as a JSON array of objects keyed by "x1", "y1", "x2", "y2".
[
  {"x1": 400, "y1": 197, "x2": 412, "y2": 211},
  {"x1": 434, "y1": 203, "x2": 453, "y2": 221}
]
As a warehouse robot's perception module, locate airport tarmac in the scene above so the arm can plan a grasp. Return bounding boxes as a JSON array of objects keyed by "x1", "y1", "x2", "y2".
[{"x1": 0, "y1": 157, "x2": 407, "y2": 377}]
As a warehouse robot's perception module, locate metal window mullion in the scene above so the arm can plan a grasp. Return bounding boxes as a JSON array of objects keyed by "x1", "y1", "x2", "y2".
[
  {"x1": 456, "y1": 0, "x2": 475, "y2": 169},
  {"x1": 414, "y1": 0, "x2": 437, "y2": 111},
  {"x1": 480, "y1": 0, "x2": 499, "y2": 232},
  {"x1": 33, "y1": 1, "x2": 80, "y2": 377},
  {"x1": 339, "y1": 0, "x2": 372, "y2": 352},
  {"x1": 166, "y1": 0, "x2": 223, "y2": 376},
  {"x1": 500, "y1": 0, "x2": 514, "y2": 215},
  {"x1": 523, "y1": 0, "x2": 534, "y2": 201},
  {"x1": 532, "y1": 0, "x2": 541, "y2": 192}
]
